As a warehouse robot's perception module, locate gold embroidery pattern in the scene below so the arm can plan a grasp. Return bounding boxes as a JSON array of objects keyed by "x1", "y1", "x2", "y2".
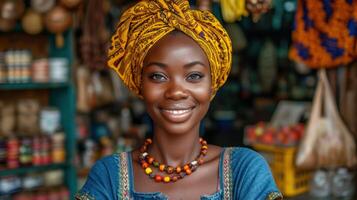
[
  {"x1": 223, "y1": 147, "x2": 233, "y2": 200},
  {"x1": 266, "y1": 191, "x2": 283, "y2": 200},
  {"x1": 108, "y1": 0, "x2": 232, "y2": 98},
  {"x1": 118, "y1": 152, "x2": 131, "y2": 200},
  {"x1": 75, "y1": 192, "x2": 95, "y2": 200}
]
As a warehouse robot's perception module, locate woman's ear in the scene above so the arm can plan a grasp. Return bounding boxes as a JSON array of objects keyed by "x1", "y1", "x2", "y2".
[
  {"x1": 138, "y1": 79, "x2": 145, "y2": 99},
  {"x1": 210, "y1": 88, "x2": 217, "y2": 101},
  {"x1": 138, "y1": 85, "x2": 143, "y2": 99}
]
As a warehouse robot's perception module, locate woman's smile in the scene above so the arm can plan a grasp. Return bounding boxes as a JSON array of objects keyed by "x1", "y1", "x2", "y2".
[{"x1": 160, "y1": 107, "x2": 195, "y2": 123}]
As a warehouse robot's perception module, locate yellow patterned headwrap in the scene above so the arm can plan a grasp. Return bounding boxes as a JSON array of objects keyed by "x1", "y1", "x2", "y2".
[{"x1": 107, "y1": 0, "x2": 232, "y2": 97}]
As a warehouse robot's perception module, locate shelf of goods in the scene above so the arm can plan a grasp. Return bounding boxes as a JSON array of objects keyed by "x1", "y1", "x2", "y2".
[{"x1": 0, "y1": 30, "x2": 77, "y2": 199}]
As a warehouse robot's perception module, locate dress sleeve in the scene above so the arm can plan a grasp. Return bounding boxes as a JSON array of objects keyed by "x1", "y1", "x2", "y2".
[
  {"x1": 230, "y1": 148, "x2": 283, "y2": 200},
  {"x1": 75, "y1": 155, "x2": 119, "y2": 200}
]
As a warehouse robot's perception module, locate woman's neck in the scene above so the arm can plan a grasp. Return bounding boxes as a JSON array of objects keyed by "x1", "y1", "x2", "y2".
[{"x1": 149, "y1": 129, "x2": 201, "y2": 167}]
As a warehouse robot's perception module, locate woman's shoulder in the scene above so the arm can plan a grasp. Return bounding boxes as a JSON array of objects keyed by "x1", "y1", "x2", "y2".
[
  {"x1": 225, "y1": 146, "x2": 272, "y2": 178},
  {"x1": 223, "y1": 147, "x2": 283, "y2": 200},
  {"x1": 76, "y1": 152, "x2": 127, "y2": 200},
  {"x1": 96, "y1": 152, "x2": 121, "y2": 165},
  {"x1": 224, "y1": 146, "x2": 266, "y2": 166},
  {"x1": 88, "y1": 153, "x2": 122, "y2": 174}
]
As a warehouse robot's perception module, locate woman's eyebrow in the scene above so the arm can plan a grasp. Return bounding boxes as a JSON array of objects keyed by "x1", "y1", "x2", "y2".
[
  {"x1": 144, "y1": 62, "x2": 167, "y2": 68},
  {"x1": 184, "y1": 61, "x2": 207, "y2": 68},
  {"x1": 144, "y1": 61, "x2": 206, "y2": 68}
]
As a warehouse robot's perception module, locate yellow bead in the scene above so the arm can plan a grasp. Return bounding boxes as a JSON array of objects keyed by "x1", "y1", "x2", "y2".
[
  {"x1": 163, "y1": 176, "x2": 171, "y2": 183},
  {"x1": 145, "y1": 167, "x2": 153, "y2": 175}
]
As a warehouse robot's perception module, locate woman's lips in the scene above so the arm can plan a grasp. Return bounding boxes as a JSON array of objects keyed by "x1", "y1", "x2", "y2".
[{"x1": 160, "y1": 108, "x2": 194, "y2": 123}]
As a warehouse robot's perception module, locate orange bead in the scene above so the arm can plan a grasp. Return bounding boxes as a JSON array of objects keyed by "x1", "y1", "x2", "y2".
[
  {"x1": 147, "y1": 157, "x2": 154, "y2": 164},
  {"x1": 159, "y1": 164, "x2": 165, "y2": 171},
  {"x1": 185, "y1": 168, "x2": 192, "y2": 175},
  {"x1": 176, "y1": 167, "x2": 182, "y2": 173},
  {"x1": 183, "y1": 165, "x2": 189, "y2": 171},
  {"x1": 141, "y1": 162, "x2": 149, "y2": 169},
  {"x1": 154, "y1": 175, "x2": 162, "y2": 182}
]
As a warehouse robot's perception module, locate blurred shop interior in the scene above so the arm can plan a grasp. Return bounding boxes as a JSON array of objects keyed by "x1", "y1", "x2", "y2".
[{"x1": 0, "y1": 0, "x2": 356, "y2": 199}]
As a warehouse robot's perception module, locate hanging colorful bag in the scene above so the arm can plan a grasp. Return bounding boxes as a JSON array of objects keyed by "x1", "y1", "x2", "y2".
[
  {"x1": 296, "y1": 69, "x2": 357, "y2": 169},
  {"x1": 289, "y1": 0, "x2": 357, "y2": 68}
]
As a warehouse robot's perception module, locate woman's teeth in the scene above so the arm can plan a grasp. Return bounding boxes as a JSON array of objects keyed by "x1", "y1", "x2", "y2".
[{"x1": 164, "y1": 109, "x2": 191, "y2": 115}]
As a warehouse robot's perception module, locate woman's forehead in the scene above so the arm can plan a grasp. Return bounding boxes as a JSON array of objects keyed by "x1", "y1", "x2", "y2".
[{"x1": 143, "y1": 31, "x2": 210, "y2": 65}]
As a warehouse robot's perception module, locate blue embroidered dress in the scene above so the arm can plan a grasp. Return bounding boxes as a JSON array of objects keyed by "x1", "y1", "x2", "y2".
[{"x1": 76, "y1": 147, "x2": 283, "y2": 200}]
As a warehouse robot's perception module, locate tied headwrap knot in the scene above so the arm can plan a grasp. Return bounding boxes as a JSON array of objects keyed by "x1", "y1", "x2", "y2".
[{"x1": 108, "y1": 0, "x2": 232, "y2": 97}]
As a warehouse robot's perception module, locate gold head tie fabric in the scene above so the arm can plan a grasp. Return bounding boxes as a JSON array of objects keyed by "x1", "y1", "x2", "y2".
[{"x1": 107, "y1": 0, "x2": 232, "y2": 97}]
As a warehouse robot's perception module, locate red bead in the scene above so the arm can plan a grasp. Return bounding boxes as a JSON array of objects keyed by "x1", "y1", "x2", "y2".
[
  {"x1": 141, "y1": 162, "x2": 149, "y2": 169},
  {"x1": 183, "y1": 165, "x2": 189, "y2": 171},
  {"x1": 154, "y1": 175, "x2": 162, "y2": 182},
  {"x1": 201, "y1": 140, "x2": 207, "y2": 145}
]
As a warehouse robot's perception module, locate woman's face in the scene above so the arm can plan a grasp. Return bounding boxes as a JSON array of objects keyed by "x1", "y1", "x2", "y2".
[{"x1": 141, "y1": 32, "x2": 212, "y2": 135}]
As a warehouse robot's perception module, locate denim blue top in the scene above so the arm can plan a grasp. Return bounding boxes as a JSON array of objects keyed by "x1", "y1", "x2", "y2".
[{"x1": 76, "y1": 147, "x2": 283, "y2": 200}]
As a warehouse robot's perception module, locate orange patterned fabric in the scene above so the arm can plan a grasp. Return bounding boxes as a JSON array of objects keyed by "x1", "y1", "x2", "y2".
[
  {"x1": 107, "y1": 0, "x2": 232, "y2": 97},
  {"x1": 289, "y1": 0, "x2": 357, "y2": 68}
]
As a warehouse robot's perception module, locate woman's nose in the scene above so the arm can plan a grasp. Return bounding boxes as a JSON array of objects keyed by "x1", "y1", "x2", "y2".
[{"x1": 164, "y1": 80, "x2": 189, "y2": 100}]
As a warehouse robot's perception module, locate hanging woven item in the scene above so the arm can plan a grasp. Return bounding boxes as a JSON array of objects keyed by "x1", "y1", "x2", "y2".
[
  {"x1": 289, "y1": 0, "x2": 357, "y2": 68},
  {"x1": 80, "y1": 0, "x2": 108, "y2": 69},
  {"x1": 220, "y1": 0, "x2": 248, "y2": 22},
  {"x1": 246, "y1": 0, "x2": 272, "y2": 22}
]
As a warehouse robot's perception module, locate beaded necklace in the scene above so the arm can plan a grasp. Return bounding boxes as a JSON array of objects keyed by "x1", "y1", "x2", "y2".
[{"x1": 138, "y1": 138, "x2": 208, "y2": 183}]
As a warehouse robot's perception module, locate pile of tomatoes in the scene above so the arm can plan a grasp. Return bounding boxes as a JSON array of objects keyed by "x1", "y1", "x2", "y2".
[{"x1": 245, "y1": 122, "x2": 305, "y2": 146}]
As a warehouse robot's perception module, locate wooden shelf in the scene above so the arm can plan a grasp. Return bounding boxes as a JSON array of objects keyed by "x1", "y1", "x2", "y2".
[
  {"x1": 0, "y1": 163, "x2": 68, "y2": 176},
  {"x1": 0, "y1": 82, "x2": 69, "y2": 90}
]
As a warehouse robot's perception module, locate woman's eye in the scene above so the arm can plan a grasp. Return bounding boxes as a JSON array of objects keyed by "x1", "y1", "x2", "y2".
[
  {"x1": 187, "y1": 73, "x2": 204, "y2": 81},
  {"x1": 149, "y1": 73, "x2": 167, "y2": 81}
]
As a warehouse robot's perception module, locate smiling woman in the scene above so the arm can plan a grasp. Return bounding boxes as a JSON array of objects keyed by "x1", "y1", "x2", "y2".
[
  {"x1": 76, "y1": 0, "x2": 283, "y2": 200},
  {"x1": 141, "y1": 31, "x2": 212, "y2": 136}
]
